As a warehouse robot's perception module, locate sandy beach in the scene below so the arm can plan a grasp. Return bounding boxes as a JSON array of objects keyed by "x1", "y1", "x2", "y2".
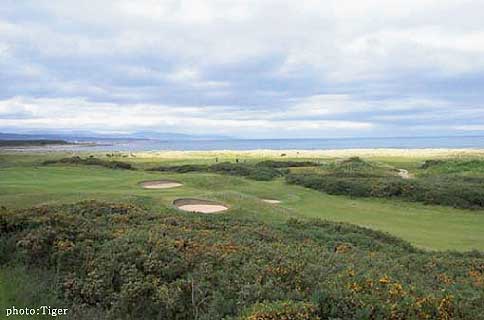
[{"x1": 133, "y1": 148, "x2": 484, "y2": 160}]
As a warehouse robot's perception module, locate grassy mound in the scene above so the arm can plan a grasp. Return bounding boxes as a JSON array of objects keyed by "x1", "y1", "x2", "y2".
[
  {"x1": 286, "y1": 173, "x2": 484, "y2": 209},
  {"x1": 420, "y1": 159, "x2": 484, "y2": 174},
  {"x1": 1, "y1": 201, "x2": 483, "y2": 319},
  {"x1": 325, "y1": 157, "x2": 396, "y2": 178},
  {"x1": 149, "y1": 162, "x2": 284, "y2": 181},
  {"x1": 286, "y1": 157, "x2": 484, "y2": 209}
]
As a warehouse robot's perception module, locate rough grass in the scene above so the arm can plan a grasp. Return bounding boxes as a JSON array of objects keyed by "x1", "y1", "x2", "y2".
[{"x1": 419, "y1": 158, "x2": 484, "y2": 175}]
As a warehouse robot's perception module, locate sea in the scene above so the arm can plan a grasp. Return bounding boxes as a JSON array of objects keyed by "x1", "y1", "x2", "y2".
[{"x1": 15, "y1": 135, "x2": 484, "y2": 152}]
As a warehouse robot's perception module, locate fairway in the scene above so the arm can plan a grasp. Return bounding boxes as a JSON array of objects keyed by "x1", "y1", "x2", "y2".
[{"x1": 1, "y1": 159, "x2": 483, "y2": 251}]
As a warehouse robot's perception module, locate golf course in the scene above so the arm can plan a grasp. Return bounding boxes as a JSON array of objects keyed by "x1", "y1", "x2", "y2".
[{"x1": 1, "y1": 149, "x2": 484, "y2": 319}]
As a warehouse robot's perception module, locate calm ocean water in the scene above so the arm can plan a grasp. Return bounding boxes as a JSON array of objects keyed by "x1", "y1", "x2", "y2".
[{"x1": 33, "y1": 135, "x2": 484, "y2": 152}]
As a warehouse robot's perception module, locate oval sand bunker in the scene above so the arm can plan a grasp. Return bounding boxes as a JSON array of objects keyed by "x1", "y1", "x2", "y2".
[
  {"x1": 262, "y1": 199, "x2": 281, "y2": 204},
  {"x1": 174, "y1": 198, "x2": 228, "y2": 214},
  {"x1": 140, "y1": 180, "x2": 183, "y2": 189}
]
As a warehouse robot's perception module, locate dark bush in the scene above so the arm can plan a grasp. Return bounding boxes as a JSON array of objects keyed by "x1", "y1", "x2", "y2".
[
  {"x1": 420, "y1": 159, "x2": 445, "y2": 169},
  {"x1": 148, "y1": 164, "x2": 209, "y2": 173},
  {"x1": 43, "y1": 156, "x2": 134, "y2": 170}
]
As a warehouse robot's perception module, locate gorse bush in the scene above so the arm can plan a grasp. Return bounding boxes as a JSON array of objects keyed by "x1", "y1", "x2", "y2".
[
  {"x1": 286, "y1": 173, "x2": 484, "y2": 209},
  {"x1": 43, "y1": 156, "x2": 134, "y2": 170},
  {"x1": 241, "y1": 301, "x2": 320, "y2": 320},
  {"x1": 1, "y1": 201, "x2": 483, "y2": 319}
]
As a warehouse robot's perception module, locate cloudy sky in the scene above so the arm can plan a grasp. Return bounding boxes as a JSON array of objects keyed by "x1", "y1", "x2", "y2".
[{"x1": 1, "y1": 0, "x2": 484, "y2": 138}]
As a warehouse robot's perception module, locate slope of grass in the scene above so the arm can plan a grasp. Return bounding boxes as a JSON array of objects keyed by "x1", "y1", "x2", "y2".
[
  {"x1": 1, "y1": 165, "x2": 484, "y2": 251},
  {"x1": 419, "y1": 159, "x2": 484, "y2": 177}
]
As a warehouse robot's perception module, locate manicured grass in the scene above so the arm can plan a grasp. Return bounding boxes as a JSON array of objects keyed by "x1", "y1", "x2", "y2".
[{"x1": 1, "y1": 163, "x2": 483, "y2": 251}]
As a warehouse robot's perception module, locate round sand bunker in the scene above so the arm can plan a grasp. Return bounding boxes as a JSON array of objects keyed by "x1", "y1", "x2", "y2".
[
  {"x1": 262, "y1": 199, "x2": 281, "y2": 204},
  {"x1": 140, "y1": 180, "x2": 183, "y2": 189},
  {"x1": 173, "y1": 198, "x2": 228, "y2": 213}
]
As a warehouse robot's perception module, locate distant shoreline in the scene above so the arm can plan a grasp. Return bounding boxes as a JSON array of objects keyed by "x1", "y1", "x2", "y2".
[{"x1": 0, "y1": 139, "x2": 69, "y2": 147}]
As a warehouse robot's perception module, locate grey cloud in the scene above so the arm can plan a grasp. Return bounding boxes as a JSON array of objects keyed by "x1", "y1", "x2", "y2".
[{"x1": 0, "y1": 1, "x2": 483, "y2": 137}]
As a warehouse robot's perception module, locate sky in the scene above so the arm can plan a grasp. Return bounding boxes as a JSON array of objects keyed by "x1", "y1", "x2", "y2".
[{"x1": 1, "y1": 0, "x2": 484, "y2": 139}]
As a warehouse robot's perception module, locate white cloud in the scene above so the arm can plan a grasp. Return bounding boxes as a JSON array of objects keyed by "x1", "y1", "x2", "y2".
[
  {"x1": 453, "y1": 125, "x2": 484, "y2": 131},
  {"x1": 5, "y1": 1, "x2": 484, "y2": 76},
  {"x1": 0, "y1": 96, "x2": 373, "y2": 137},
  {"x1": 277, "y1": 95, "x2": 451, "y2": 121},
  {"x1": 165, "y1": 67, "x2": 230, "y2": 88}
]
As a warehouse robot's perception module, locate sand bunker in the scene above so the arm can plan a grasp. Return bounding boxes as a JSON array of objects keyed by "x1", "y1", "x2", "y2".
[
  {"x1": 140, "y1": 180, "x2": 183, "y2": 189},
  {"x1": 173, "y1": 198, "x2": 228, "y2": 213},
  {"x1": 262, "y1": 199, "x2": 281, "y2": 204}
]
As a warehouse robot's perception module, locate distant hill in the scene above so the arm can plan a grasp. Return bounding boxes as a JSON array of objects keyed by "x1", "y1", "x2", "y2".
[
  {"x1": 0, "y1": 131, "x2": 232, "y2": 142},
  {"x1": 0, "y1": 139, "x2": 68, "y2": 147}
]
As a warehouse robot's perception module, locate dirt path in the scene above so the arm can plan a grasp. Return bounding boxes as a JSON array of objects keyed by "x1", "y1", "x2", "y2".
[{"x1": 397, "y1": 169, "x2": 411, "y2": 179}]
